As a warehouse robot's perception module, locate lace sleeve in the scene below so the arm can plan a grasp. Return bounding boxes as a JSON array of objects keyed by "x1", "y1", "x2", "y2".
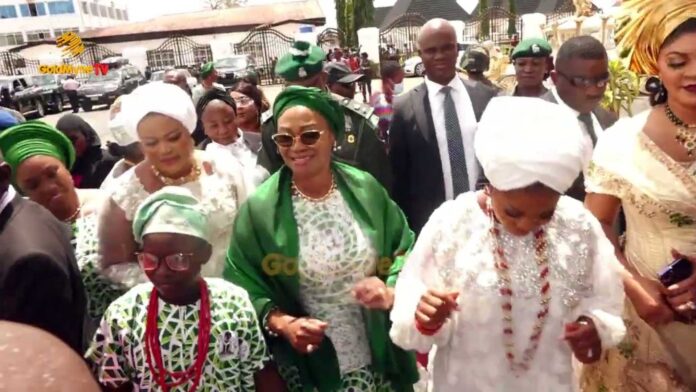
[
  {"x1": 586, "y1": 112, "x2": 647, "y2": 198},
  {"x1": 571, "y1": 210, "x2": 627, "y2": 350},
  {"x1": 107, "y1": 169, "x2": 149, "y2": 221},
  {"x1": 389, "y1": 197, "x2": 477, "y2": 352}
]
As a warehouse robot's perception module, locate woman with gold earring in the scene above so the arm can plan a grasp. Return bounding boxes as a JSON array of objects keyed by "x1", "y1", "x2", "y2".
[
  {"x1": 98, "y1": 82, "x2": 254, "y2": 286},
  {"x1": 582, "y1": 1, "x2": 696, "y2": 390}
]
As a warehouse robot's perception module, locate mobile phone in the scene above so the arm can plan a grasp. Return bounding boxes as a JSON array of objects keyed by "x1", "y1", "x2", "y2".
[{"x1": 658, "y1": 258, "x2": 693, "y2": 287}]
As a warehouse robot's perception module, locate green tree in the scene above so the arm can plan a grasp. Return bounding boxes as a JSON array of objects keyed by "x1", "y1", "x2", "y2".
[
  {"x1": 507, "y1": 0, "x2": 518, "y2": 36},
  {"x1": 337, "y1": 0, "x2": 374, "y2": 47},
  {"x1": 479, "y1": 0, "x2": 489, "y2": 40}
]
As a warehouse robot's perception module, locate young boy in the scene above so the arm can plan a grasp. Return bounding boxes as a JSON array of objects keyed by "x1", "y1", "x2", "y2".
[{"x1": 86, "y1": 187, "x2": 284, "y2": 391}]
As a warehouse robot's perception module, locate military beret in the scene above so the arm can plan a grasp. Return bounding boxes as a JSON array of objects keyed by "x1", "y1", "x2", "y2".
[
  {"x1": 200, "y1": 62, "x2": 215, "y2": 78},
  {"x1": 275, "y1": 41, "x2": 326, "y2": 82},
  {"x1": 511, "y1": 38, "x2": 552, "y2": 60}
]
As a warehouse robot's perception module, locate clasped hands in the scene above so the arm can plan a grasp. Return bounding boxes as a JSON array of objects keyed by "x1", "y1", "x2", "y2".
[
  {"x1": 414, "y1": 289, "x2": 603, "y2": 364},
  {"x1": 277, "y1": 277, "x2": 393, "y2": 354}
]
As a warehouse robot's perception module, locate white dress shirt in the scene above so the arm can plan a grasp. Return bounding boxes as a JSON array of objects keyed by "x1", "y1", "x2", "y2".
[
  {"x1": 425, "y1": 76, "x2": 479, "y2": 200},
  {"x1": 0, "y1": 185, "x2": 16, "y2": 215},
  {"x1": 551, "y1": 88, "x2": 600, "y2": 174}
]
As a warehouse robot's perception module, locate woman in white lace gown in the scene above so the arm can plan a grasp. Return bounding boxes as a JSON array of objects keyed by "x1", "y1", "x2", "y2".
[
  {"x1": 389, "y1": 97, "x2": 627, "y2": 392},
  {"x1": 98, "y1": 82, "x2": 253, "y2": 286}
]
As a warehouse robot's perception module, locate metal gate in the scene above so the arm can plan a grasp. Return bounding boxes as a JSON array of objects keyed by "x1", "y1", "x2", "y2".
[
  {"x1": 0, "y1": 51, "x2": 40, "y2": 75},
  {"x1": 463, "y1": 7, "x2": 521, "y2": 44},
  {"x1": 317, "y1": 28, "x2": 345, "y2": 52},
  {"x1": 146, "y1": 35, "x2": 213, "y2": 72},
  {"x1": 379, "y1": 13, "x2": 426, "y2": 62},
  {"x1": 233, "y1": 26, "x2": 294, "y2": 86}
]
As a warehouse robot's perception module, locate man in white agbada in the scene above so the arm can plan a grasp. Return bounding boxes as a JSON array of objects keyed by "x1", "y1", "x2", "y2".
[{"x1": 389, "y1": 97, "x2": 627, "y2": 392}]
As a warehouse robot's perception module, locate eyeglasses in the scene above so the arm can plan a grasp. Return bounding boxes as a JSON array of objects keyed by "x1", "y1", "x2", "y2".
[
  {"x1": 271, "y1": 130, "x2": 324, "y2": 148},
  {"x1": 136, "y1": 252, "x2": 193, "y2": 272},
  {"x1": 233, "y1": 96, "x2": 253, "y2": 106},
  {"x1": 556, "y1": 71, "x2": 610, "y2": 88}
]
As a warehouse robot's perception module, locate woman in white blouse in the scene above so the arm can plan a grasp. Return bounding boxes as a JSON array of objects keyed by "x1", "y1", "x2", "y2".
[{"x1": 389, "y1": 97, "x2": 627, "y2": 392}]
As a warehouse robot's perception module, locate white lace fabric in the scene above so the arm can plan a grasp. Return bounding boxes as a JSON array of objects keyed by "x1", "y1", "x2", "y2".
[
  {"x1": 293, "y1": 189, "x2": 378, "y2": 376},
  {"x1": 108, "y1": 151, "x2": 249, "y2": 278},
  {"x1": 390, "y1": 192, "x2": 626, "y2": 392}
]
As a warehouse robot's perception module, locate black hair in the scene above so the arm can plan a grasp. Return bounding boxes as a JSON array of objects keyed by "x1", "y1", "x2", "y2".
[
  {"x1": 231, "y1": 80, "x2": 265, "y2": 112},
  {"x1": 555, "y1": 36, "x2": 607, "y2": 68},
  {"x1": 195, "y1": 88, "x2": 236, "y2": 117},
  {"x1": 380, "y1": 61, "x2": 402, "y2": 80},
  {"x1": 649, "y1": 18, "x2": 696, "y2": 106}
]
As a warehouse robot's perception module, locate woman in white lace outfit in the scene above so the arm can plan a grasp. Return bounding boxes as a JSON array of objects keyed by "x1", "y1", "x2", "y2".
[
  {"x1": 582, "y1": 4, "x2": 696, "y2": 390},
  {"x1": 225, "y1": 86, "x2": 418, "y2": 391},
  {"x1": 0, "y1": 121, "x2": 125, "y2": 339},
  {"x1": 389, "y1": 97, "x2": 627, "y2": 392},
  {"x1": 98, "y1": 82, "x2": 253, "y2": 286}
]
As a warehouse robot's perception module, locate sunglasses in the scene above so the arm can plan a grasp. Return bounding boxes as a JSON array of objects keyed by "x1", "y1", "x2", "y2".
[
  {"x1": 557, "y1": 71, "x2": 610, "y2": 88},
  {"x1": 136, "y1": 252, "x2": 193, "y2": 272},
  {"x1": 271, "y1": 130, "x2": 324, "y2": 148}
]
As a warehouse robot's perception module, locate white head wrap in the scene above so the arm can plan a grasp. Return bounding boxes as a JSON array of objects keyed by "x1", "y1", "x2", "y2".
[
  {"x1": 475, "y1": 97, "x2": 585, "y2": 194},
  {"x1": 123, "y1": 82, "x2": 197, "y2": 136},
  {"x1": 108, "y1": 94, "x2": 138, "y2": 146}
]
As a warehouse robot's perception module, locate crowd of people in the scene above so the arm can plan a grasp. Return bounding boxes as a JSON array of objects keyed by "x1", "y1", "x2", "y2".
[{"x1": 0, "y1": 1, "x2": 695, "y2": 391}]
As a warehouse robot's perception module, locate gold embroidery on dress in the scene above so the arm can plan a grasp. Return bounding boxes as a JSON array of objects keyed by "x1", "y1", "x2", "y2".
[
  {"x1": 639, "y1": 133, "x2": 696, "y2": 199},
  {"x1": 588, "y1": 162, "x2": 695, "y2": 227}
]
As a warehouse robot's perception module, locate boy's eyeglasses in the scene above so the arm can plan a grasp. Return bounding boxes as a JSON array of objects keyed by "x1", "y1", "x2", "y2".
[
  {"x1": 233, "y1": 96, "x2": 254, "y2": 106},
  {"x1": 136, "y1": 252, "x2": 193, "y2": 272},
  {"x1": 272, "y1": 130, "x2": 324, "y2": 148},
  {"x1": 556, "y1": 71, "x2": 610, "y2": 89}
]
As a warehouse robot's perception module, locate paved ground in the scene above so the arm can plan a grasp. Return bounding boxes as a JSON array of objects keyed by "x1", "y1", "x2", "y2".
[
  {"x1": 39, "y1": 76, "x2": 650, "y2": 145},
  {"x1": 40, "y1": 77, "x2": 425, "y2": 144}
]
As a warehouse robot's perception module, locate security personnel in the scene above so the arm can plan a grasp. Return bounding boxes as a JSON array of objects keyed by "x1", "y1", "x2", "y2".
[
  {"x1": 508, "y1": 38, "x2": 553, "y2": 97},
  {"x1": 461, "y1": 46, "x2": 498, "y2": 90},
  {"x1": 257, "y1": 41, "x2": 393, "y2": 192}
]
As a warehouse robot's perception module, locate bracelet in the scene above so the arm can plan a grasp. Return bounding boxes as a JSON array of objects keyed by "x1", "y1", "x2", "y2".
[
  {"x1": 415, "y1": 318, "x2": 443, "y2": 336},
  {"x1": 263, "y1": 307, "x2": 280, "y2": 338}
]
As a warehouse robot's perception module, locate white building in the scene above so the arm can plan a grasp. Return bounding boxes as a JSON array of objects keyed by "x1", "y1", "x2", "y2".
[{"x1": 0, "y1": 0, "x2": 129, "y2": 50}]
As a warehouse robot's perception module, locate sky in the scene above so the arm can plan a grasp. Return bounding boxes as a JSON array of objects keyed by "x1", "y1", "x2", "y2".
[{"x1": 126, "y1": 0, "x2": 398, "y2": 24}]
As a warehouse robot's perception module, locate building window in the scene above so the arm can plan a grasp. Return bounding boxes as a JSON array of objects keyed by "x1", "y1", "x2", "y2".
[
  {"x1": 0, "y1": 32, "x2": 25, "y2": 46},
  {"x1": 48, "y1": 1, "x2": 75, "y2": 15},
  {"x1": 107, "y1": 6, "x2": 114, "y2": 18},
  {"x1": 122, "y1": 9, "x2": 127, "y2": 20},
  {"x1": 54, "y1": 27, "x2": 79, "y2": 36},
  {"x1": 98, "y1": 4, "x2": 107, "y2": 17},
  {"x1": 147, "y1": 49, "x2": 176, "y2": 69},
  {"x1": 20, "y1": 2, "x2": 47, "y2": 17},
  {"x1": 115, "y1": 8, "x2": 122, "y2": 19},
  {"x1": 80, "y1": 1, "x2": 87, "y2": 13},
  {"x1": 89, "y1": 2, "x2": 97, "y2": 15},
  {"x1": 26, "y1": 29, "x2": 51, "y2": 42},
  {"x1": 0, "y1": 5, "x2": 18, "y2": 18}
]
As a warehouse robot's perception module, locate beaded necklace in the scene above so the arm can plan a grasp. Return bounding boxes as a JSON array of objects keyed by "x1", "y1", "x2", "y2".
[{"x1": 486, "y1": 198, "x2": 551, "y2": 373}]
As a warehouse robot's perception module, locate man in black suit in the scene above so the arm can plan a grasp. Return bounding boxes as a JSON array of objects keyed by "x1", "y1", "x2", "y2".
[
  {"x1": 389, "y1": 18, "x2": 497, "y2": 234},
  {"x1": 540, "y1": 36, "x2": 618, "y2": 201},
  {"x1": 0, "y1": 157, "x2": 86, "y2": 354}
]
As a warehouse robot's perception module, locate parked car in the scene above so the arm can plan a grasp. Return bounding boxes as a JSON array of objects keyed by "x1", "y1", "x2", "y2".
[
  {"x1": 26, "y1": 74, "x2": 70, "y2": 113},
  {"x1": 214, "y1": 55, "x2": 259, "y2": 89},
  {"x1": 149, "y1": 68, "x2": 198, "y2": 91},
  {"x1": 77, "y1": 65, "x2": 146, "y2": 111},
  {"x1": 0, "y1": 76, "x2": 47, "y2": 118}
]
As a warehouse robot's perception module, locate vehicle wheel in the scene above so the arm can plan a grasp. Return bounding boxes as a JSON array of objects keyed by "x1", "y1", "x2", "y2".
[
  {"x1": 82, "y1": 101, "x2": 93, "y2": 112},
  {"x1": 415, "y1": 63, "x2": 425, "y2": 77},
  {"x1": 55, "y1": 95, "x2": 64, "y2": 112},
  {"x1": 35, "y1": 100, "x2": 46, "y2": 118}
]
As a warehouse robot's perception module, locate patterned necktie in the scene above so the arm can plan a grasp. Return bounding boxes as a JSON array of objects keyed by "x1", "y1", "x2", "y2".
[
  {"x1": 578, "y1": 113, "x2": 598, "y2": 146},
  {"x1": 442, "y1": 86, "x2": 469, "y2": 196}
]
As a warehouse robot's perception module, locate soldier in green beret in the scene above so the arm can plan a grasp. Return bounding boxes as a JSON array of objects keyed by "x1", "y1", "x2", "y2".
[
  {"x1": 192, "y1": 61, "x2": 225, "y2": 107},
  {"x1": 509, "y1": 37, "x2": 553, "y2": 97},
  {"x1": 257, "y1": 41, "x2": 393, "y2": 192}
]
